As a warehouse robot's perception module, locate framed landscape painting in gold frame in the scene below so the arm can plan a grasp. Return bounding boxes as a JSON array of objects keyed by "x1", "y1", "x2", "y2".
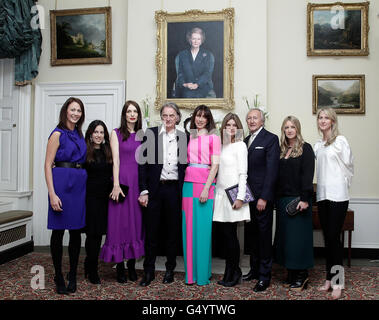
[
  {"x1": 313, "y1": 75, "x2": 365, "y2": 114},
  {"x1": 155, "y1": 8, "x2": 235, "y2": 110},
  {"x1": 50, "y1": 7, "x2": 112, "y2": 66},
  {"x1": 307, "y1": 2, "x2": 369, "y2": 56}
]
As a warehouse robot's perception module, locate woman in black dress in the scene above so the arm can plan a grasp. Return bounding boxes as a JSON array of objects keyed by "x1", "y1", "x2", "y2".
[
  {"x1": 274, "y1": 116, "x2": 315, "y2": 291},
  {"x1": 83, "y1": 120, "x2": 113, "y2": 284}
]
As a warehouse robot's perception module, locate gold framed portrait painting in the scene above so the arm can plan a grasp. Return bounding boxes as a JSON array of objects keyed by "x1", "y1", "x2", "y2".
[
  {"x1": 50, "y1": 7, "x2": 112, "y2": 66},
  {"x1": 313, "y1": 75, "x2": 365, "y2": 114},
  {"x1": 307, "y1": 2, "x2": 369, "y2": 56},
  {"x1": 155, "y1": 8, "x2": 235, "y2": 110}
]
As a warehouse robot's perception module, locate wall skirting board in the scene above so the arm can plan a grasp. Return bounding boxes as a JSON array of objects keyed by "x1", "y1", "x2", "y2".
[{"x1": 237, "y1": 198, "x2": 379, "y2": 252}]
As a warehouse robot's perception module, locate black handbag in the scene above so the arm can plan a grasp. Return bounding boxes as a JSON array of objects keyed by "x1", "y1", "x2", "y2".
[
  {"x1": 110, "y1": 183, "x2": 129, "y2": 203},
  {"x1": 285, "y1": 197, "x2": 301, "y2": 216}
]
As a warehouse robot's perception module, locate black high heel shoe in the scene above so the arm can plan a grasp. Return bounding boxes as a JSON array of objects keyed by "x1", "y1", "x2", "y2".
[
  {"x1": 54, "y1": 274, "x2": 68, "y2": 295},
  {"x1": 217, "y1": 265, "x2": 232, "y2": 286},
  {"x1": 66, "y1": 272, "x2": 77, "y2": 293},
  {"x1": 84, "y1": 258, "x2": 89, "y2": 279},
  {"x1": 283, "y1": 269, "x2": 294, "y2": 288},
  {"x1": 127, "y1": 259, "x2": 137, "y2": 281},
  {"x1": 88, "y1": 271, "x2": 101, "y2": 285},
  {"x1": 116, "y1": 262, "x2": 127, "y2": 283},
  {"x1": 223, "y1": 268, "x2": 242, "y2": 287},
  {"x1": 289, "y1": 270, "x2": 309, "y2": 292}
]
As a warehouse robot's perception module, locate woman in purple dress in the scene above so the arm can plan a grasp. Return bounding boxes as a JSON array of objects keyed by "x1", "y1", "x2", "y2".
[
  {"x1": 44, "y1": 97, "x2": 87, "y2": 295},
  {"x1": 100, "y1": 100, "x2": 145, "y2": 283}
]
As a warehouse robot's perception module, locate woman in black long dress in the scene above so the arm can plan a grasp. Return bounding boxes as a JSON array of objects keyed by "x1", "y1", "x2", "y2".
[
  {"x1": 83, "y1": 120, "x2": 113, "y2": 284},
  {"x1": 274, "y1": 116, "x2": 315, "y2": 291}
]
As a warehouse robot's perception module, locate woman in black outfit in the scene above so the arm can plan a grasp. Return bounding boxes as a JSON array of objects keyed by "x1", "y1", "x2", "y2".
[
  {"x1": 83, "y1": 120, "x2": 113, "y2": 284},
  {"x1": 274, "y1": 116, "x2": 315, "y2": 291}
]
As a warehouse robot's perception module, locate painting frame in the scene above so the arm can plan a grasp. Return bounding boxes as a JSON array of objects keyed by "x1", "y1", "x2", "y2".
[
  {"x1": 312, "y1": 74, "x2": 365, "y2": 114},
  {"x1": 50, "y1": 7, "x2": 112, "y2": 66},
  {"x1": 307, "y1": 2, "x2": 369, "y2": 56},
  {"x1": 155, "y1": 8, "x2": 235, "y2": 110}
]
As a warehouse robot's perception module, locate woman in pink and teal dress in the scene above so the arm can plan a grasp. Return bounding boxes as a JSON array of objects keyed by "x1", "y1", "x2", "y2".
[{"x1": 182, "y1": 105, "x2": 220, "y2": 285}]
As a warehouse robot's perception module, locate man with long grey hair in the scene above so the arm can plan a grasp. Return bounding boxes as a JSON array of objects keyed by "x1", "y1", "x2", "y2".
[{"x1": 137, "y1": 102, "x2": 188, "y2": 286}]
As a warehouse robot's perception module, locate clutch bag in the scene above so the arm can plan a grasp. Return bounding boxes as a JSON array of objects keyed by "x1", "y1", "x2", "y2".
[
  {"x1": 224, "y1": 183, "x2": 255, "y2": 206},
  {"x1": 285, "y1": 197, "x2": 300, "y2": 216},
  {"x1": 111, "y1": 183, "x2": 129, "y2": 203}
]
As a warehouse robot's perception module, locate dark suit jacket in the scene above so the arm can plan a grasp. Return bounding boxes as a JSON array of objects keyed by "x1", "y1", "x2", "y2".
[
  {"x1": 176, "y1": 47, "x2": 213, "y2": 98},
  {"x1": 138, "y1": 126, "x2": 188, "y2": 198},
  {"x1": 244, "y1": 128, "x2": 280, "y2": 203}
]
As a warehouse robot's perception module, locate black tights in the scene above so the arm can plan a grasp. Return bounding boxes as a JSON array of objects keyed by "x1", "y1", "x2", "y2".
[
  {"x1": 220, "y1": 222, "x2": 240, "y2": 270},
  {"x1": 50, "y1": 229, "x2": 81, "y2": 277},
  {"x1": 84, "y1": 234, "x2": 102, "y2": 270}
]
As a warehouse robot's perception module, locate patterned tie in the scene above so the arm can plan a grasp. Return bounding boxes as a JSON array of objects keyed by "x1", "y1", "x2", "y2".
[{"x1": 248, "y1": 133, "x2": 256, "y2": 149}]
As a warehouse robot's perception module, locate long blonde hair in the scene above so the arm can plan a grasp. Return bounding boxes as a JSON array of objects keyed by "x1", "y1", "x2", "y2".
[
  {"x1": 280, "y1": 116, "x2": 304, "y2": 159},
  {"x1": 316, "y1": 107, "x2": 339, "y2": 146}
]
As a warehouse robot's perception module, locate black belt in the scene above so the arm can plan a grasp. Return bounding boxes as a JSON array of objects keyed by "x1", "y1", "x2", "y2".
[
  {"x1": 159, "y1": 180, "x2": 178, "y2": 185},
  {"x1": 54, "y1": 161, "x2": 84, "y2": 169}
]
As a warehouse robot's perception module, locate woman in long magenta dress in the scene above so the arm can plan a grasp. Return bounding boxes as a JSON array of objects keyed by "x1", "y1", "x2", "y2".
[
  {"x1": 100, "y1": 101, "x2": 145, "y2": 283},
  {"x1": 182, "y1": 105, "x2": 220, "y2": 285}
]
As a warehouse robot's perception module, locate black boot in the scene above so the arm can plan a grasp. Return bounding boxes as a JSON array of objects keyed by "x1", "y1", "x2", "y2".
[
  {"x1": 66, "y1": 272, "x2": 77, "y2": 293},
  {"x1": 289, "y1": 270, "x2": 309, "y2": 292},
  {"x1": 223, "y1": 267, "x2": 242, "y2": 287},
  {"x1": 88, "y1": 259, "x2": 101, "y2": 284},
  {"x1": 127, "y1": 259, "x2": 137, "y2": 281},
  {"x1": 54, "y1": 273, "x2": 68, "y2": 295},
  {"x1": 283, "y1": 269, "x2": 294, "y2": 288},
  {"x1": 116, "y1": 262, "x2": 127, "y2": 283},
  {"x1": 84, "y1": 257, "x2": 89, "y2": 279},
  {"x1": 217, "y1": 264, "x2": 232, "y2": 286}
]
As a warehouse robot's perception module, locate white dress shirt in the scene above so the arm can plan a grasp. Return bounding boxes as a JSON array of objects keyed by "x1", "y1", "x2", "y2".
[
  {"x1": 314, "y1": 135, "x2": 354, "y2": 202},
  {"x1": 213, "y1": 141, "x2": 250, "y2": 222},
  {"x1": 140, "y1": 126, "x2": 180, "y2": 196},
  {"x1": 248, "y1": 126, "x2": 263, "y2": 149},
  {"x1": 159, "y1": 126, "x2": 179, "y2": 181}
]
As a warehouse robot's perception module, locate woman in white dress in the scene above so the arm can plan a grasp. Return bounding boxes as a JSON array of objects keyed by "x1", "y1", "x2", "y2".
[
  {"x1": 314, "y1": 107, "x2": 354, "y2": 300},
  {"x1": 213, "y1": 113, "x2": 250, "y2": 287}
]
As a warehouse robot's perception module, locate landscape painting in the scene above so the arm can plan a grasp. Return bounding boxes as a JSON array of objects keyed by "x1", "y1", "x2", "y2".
[
  {"x1": 313, "y1": 75, "x2": 365, "y2": 114},
  {"x1": 307, "y1": 2, "x2": 369, "y2": 56},
  {"x1": 50, "y1": 7, "x2": 112, "y2": 66},
  {"x1": 314, "y1": 9, "x2": 361, "y2": 50}
]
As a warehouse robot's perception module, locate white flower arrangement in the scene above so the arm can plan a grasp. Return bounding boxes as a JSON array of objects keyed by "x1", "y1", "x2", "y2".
[
  {"x1": 140, "y1": 95, "x2": 152, "y2": 128},
  {"x1": 242, "y1": 93, "x2": 269, "y2": 121},
  {"x1": 211, "y1": 110, "x2": 224, "y2": 133}
]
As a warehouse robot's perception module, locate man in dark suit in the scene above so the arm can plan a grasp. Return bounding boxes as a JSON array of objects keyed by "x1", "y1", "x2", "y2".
[
  {"x1": 243, "y1": 108, "x2": 280, "y2": 292},
  {"x1": 137, "y1": 102, "x2": 188, "y2": 286}
]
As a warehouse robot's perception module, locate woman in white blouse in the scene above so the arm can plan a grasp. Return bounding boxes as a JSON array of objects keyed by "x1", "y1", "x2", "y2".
[
  {"x1": 213, "y1": 113, "x2": 250, "y2": 287},
  {"x1": 314, "y1": 107, "x2": 354, "y2": 300}
]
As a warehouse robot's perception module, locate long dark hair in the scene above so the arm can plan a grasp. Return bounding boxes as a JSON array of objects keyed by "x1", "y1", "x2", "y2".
[
  {"x1": 85, "y1": 120, "x2": 112, "y2": 164},
  {"x1": 57, "y1": 97, "x2": 85, "y2": 138},
  {"x1": 189, "y1": 105, "x2": 216, "y2": 136},
  {"x1": 119, "y1": 100, "x2": 142, "y2": 141},
  {"x1": 219, "y1": 113, "x2": 244, "y2": 144}
]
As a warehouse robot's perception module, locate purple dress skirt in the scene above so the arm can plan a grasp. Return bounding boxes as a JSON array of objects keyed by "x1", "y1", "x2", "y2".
[
  {"x1": 47, "y1": 127, "x2": 87, "y2": 230},
  {"x1": 100, "y1": 129, "x2": 145, "y2": 263}
]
